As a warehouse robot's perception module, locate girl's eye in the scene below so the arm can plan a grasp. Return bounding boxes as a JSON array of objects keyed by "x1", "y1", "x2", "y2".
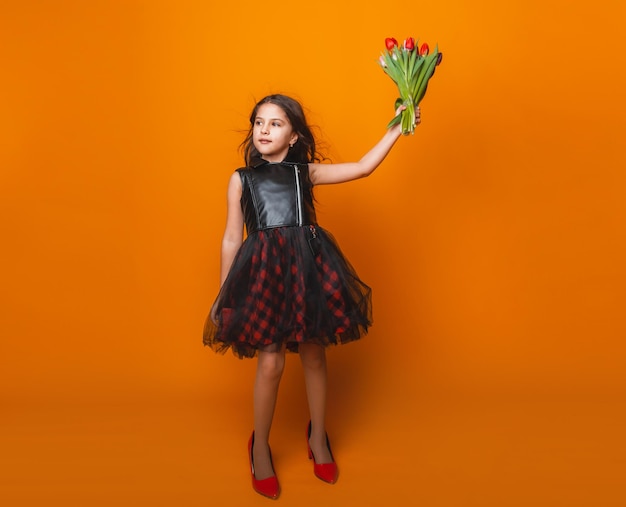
[{"x1": 272, "y1": 122, "x2": 280, "y2": 127}]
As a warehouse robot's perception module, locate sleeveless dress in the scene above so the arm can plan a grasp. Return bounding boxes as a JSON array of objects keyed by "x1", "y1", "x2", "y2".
[{"x1": 203, "y1": 160, "x2": 372, "y2": 358}]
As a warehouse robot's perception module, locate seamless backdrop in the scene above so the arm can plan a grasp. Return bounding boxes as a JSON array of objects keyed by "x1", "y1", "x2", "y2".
[{"x1": 1, "y1": 1, "x2": 625, "y2": 506}]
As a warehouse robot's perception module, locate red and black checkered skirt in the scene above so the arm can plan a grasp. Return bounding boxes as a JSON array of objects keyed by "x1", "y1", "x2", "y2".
[{"x1": 203, "y1": 225, "x2": 372, "y2": 358}]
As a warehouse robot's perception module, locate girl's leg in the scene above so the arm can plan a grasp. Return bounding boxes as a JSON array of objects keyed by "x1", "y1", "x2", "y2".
[
  {"x1": 299, "y1": 343, "x2": 333, "y2": 463},
  {"x1": 252, "y1": 347, "x2": 286, "y2": 480}
]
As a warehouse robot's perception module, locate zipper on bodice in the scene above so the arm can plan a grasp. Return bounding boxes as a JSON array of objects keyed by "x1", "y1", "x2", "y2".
[{"x1": 293, "y1": 164, "x2": 303, "y2": 226}]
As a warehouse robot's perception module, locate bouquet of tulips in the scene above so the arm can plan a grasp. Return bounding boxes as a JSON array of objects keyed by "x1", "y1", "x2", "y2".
[{"x1": 379, "y1": 37, "x2": 442, "y2": 135}]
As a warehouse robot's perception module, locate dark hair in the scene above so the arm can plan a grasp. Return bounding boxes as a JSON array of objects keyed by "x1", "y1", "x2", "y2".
[{"x1": 240, "y1": 94, "x2": 321, "y2": 166}]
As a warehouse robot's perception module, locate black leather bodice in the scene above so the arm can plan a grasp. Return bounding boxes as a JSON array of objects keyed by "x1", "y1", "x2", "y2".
[{"x1": 237, "y1": 161, "x2": 318, "y2": 234}]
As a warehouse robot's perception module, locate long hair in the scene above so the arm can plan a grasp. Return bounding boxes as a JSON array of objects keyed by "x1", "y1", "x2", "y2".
[{"x1": 240, "y1": 94, "x2": 321, "y2": 166}]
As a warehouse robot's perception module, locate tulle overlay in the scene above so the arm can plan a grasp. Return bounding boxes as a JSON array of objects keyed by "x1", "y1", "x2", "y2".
[{"x1": 204, "y1": 225, "x2": 372, "y2": 358}]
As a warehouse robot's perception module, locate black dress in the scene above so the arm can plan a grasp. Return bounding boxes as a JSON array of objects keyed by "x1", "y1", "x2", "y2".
[{"x1": 203, "y1": 160, "x2": 372, "y2": 358}]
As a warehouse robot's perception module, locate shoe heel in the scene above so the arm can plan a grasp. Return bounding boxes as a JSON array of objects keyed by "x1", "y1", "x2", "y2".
[
  {"x1": 305, "y1": 421, "x2": 338, "y2": 484},
  {"x1": 249, "y1": 431, "x2": 280, "y2": 499},
  {"x1": 306, "y1": 421, "x2": 313, "y2": 459}
]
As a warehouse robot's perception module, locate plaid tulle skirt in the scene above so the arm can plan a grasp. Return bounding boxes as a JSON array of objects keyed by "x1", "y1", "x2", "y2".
[{"x1": 203, "y1": 225, "x2": 372, "y2": 358}]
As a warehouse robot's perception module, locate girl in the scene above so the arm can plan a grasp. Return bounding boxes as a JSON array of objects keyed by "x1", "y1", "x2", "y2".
[{"x1": 204, "y1": 94, "x2": 420, "y2": 499}]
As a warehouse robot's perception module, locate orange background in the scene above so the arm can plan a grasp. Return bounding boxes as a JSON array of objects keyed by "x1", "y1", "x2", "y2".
[{"x1": 1, "y1": 1, "x2": 625, "y2": 506}]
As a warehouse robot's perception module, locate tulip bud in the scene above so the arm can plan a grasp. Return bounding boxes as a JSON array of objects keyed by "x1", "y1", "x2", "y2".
[
  {"x1": 403, "y1": 37, "x2": 415, "y2": 51},
  {"x1": 419, "y1": 43, "x2": 429, "y2": 56},
  {"x1": 379, "y1": 56, "x2": 387, "y2": 68},
  {"x1": 385, "y1": 37, "x2": 398, "y2": 51},
  {"x1": 436, "y1": 52, "x2": 443, "y2": 65}
]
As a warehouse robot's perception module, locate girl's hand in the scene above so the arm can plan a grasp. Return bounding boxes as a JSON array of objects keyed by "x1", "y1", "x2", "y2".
[
  {"x1": 391, "y1": 105, "x2": 421, "y2": 134},
  {"x1": 415, "y1": 106, "x2": 421, "y2": 125}
]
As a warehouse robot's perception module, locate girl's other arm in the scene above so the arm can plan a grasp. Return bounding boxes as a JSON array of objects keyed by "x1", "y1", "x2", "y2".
[
  {"x1": 219, "y1": 172, "x2": 244, "y2": 285},
  {"x1": 309, "y1": 108, "x2": 419, "y2": 185}
]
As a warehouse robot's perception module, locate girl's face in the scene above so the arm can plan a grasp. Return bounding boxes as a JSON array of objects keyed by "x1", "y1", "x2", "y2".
[{"x1": 252, "y1": 103, "x2": 298, "y2": 163}]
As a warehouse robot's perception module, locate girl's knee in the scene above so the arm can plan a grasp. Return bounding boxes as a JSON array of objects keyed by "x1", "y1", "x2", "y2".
[
  {"x1": 299, "y1": 344, "x2": 326, "y2": 370},
  {"x1": 257, "y1": 351, "x2": 286, "y2": 380}
]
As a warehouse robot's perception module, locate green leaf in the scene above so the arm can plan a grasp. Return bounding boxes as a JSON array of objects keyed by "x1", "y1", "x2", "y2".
[
  {"x1": 386, "y1": 114, "x2": 401, "y2": 129},
  {"x1": 414, "y1": 48, "x2": 439, "y2": 104},
  {"x1": 409, "y1": 58, "x2": 425, "y2": 98},
  {"x1": 407, "y1": 49, "x2": 417, "y2": 82},
  {"x1": 383, "y1": 51, "x2": 403, "y2": 84}
]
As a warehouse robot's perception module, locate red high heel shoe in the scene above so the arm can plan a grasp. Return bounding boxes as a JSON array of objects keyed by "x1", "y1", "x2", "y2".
[
  {"x1": 306, "y1": 421, "x2": 339, "y2": 484},
  {"x1": 248, "y1": 432, "x2": 280, "y2": 499}
]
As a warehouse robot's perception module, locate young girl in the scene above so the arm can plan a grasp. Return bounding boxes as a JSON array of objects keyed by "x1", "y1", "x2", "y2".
[{"x1": 204, "y1": 94, "x2": 420, "y2": 499}]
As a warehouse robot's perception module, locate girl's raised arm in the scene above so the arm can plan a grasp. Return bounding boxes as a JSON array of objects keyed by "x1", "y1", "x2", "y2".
[{"x1": 308, "y1": 108, "x2": 419, "y2": 186}]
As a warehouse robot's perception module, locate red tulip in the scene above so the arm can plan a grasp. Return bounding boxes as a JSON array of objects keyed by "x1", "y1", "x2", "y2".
[
  {"x1": 385, "y1": 37, "x2": 398, "y2": 51},
  {"x1": 419, "y1": 43, "x2": 429, "y2": 56},
  {"x1": 403, "y1": 37, "x2": 415, "y2": 51}
]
